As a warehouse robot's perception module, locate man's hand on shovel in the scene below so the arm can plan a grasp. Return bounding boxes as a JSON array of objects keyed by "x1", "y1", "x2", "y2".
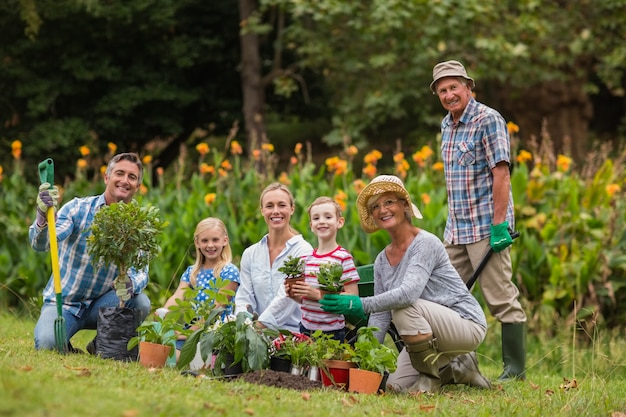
[{"x1": 36, "y1": 182, "x2": 59, "y2": 227}]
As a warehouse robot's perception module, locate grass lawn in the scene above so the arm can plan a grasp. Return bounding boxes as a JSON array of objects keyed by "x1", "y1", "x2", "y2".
[{"x1": 1, "y1": 312, "x2": 625, "y2": 417}]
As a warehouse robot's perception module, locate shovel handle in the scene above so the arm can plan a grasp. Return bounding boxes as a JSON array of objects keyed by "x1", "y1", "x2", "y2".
[
  {"x1": 38, "y1": 159, "x2": 63, "y2": 301},
  {"x1": 466, "y1": 231, "x2": 520, "y2": 291}
]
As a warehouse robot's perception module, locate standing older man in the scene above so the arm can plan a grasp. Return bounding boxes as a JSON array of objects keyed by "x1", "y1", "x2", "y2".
[{"x1": 431, "y1": 60, "x2": 527, "y2": 380}]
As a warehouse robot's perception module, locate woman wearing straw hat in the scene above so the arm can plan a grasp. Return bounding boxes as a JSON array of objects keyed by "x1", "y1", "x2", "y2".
[{"x1": 320, "y1": 174, "x2": 490, "y2": 393}]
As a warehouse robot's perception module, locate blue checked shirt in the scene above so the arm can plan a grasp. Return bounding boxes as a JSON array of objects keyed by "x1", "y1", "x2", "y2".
[
  {"x1": 441, "y1": 98, "x2": 515, "y2": 245},
  {"x1": 29, "y1": 194, "x2": 149, "y2": 316}
]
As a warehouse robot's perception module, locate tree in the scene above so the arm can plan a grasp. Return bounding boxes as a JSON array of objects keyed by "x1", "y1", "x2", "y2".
[
  {"x1": 0, "y1": 0, "x2": 241, "y2": 180},
  {"x1": 250, "y1": 0, "x2": 626, "y2": 159}
]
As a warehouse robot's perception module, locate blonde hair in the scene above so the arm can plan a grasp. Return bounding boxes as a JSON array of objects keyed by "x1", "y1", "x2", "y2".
[
  {"x1": 189, "y1": 217, "x2": 232, "y2": 287},
  {"x1": 307, "y1": 196, "x2": 343, "y2": 219},
  {"x1": 259, "y1": 182, "x2": 298, "y2": 235}
]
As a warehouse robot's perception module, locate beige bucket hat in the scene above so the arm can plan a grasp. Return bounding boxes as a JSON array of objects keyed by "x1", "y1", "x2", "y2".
[
  {"x1": 430, "y1": 60, "x2": 475, "y2": 93},
  {"x1": 356, "y1": 175, "x2": 422, "y2": 233}
]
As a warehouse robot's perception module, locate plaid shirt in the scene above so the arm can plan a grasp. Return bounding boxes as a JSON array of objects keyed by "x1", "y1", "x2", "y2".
[
  {"x1": 440, "y1": 98, "x2": 515, "y2": 244},
  {"x1": 29, "y1": 194, "x2": 148, "y2": 316}
]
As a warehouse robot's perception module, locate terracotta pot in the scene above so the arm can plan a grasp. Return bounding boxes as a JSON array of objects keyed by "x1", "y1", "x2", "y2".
[
  {"x1": 139, "y1": 341, "x2": 171, "y2": 368},
  {"x1": 285, "y1": 276, "x2": 305, "y2": 297},
  {"x1": 321, "y1": 359, "x2": 356, "y2": 389},
  {"x1": 348, "y1": 368, "x2": 384, "y2": 394}
]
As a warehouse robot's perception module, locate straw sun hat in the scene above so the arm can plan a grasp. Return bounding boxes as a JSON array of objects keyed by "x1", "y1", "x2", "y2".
[{"x1": 356, "y1": 175, "x2": 422, "y2": 233}]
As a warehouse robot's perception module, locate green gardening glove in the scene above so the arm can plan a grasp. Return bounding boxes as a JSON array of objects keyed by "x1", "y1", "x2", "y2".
[
  {"x1": 319, "y1": 294, "x2": 365, "y2": 323},
  {"x1": 490, "y1": 221, "x2": 513, "y2": 252}
]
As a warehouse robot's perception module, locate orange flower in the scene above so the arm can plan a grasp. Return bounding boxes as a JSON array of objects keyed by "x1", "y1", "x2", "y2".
[
  {"x1": 432, "y1": 162, "x2": 444, "y2": 171},
  {"x1": 393, "y1": 152, "x2": 405, "y2": 163},
  {"x1": 0, "y1": 165, "x2": 3, "y2": 182},
  {"x1": 204, "y1": 193, "x2": 216, "y2": 205},
  {"x1": 362, "y1": 163, "x2": 377, "y2": 179},
  {"x1": 196, "y1": 143, "x2": 210, "y2": 156},
  {"x1": 421, "y1": 193, "x2": 431, "y2": 205},
  {"x1": 11, "y1": 140, "x2": 22, "y2": 159},
  {"x1": 290, "y1": 156, "x2": 298, "y2": 165},
  {"x1": 334, "y1": 189, "x2": 347, "y2": 212},
  {"x1": 230, "y1": 140, "x2": 243, "y2": 155},
  {"x1": 412, "y1": 145, "x2": 434, "y2": 168},
  {"x1": 346, "y1": 145, "x2": 358, "y2": 156},
  {"x1": 325, "y1": 157, "x2": 347, "y2": 175},
  {"x1": 353, "y1": 179, "x2": 366, "y2": 194},
  {"x1": 156, "y1": 167, "x2": 164, "y2": 176},
  {"x1": 516, "y1": 150, "x2": 532, "y2": 164},
  {"x1": 100, "y1": 165, "x2": 107, "y2": 175},
  {"x1": 142, "y1": 155, "x2": 152, "y2": 164},
  {"x1": 279, "y1": 172, "x2": 291, "y2": 185},
  {"x1": 139, "y1": 184, "x2": 148, "y2": 195},
  {"x1": 294, "y1": 143, "x2": 303, "y2": 155},
  {"x1": 395, "y1": 158, "x2": 410, "y2": 179},
  {"x1": 200, "y1": 163, "x2": 215, "y2": 175},
  {"x1": 606, "y1": 183, "x2": 621, "y2": 198},
  {"x1": 363, "y1": 150, "x2": 382, "y2": 165},
  {"x1": 218, "y1": 168, "x2": 228, "y2": 177},
  {"x1": 261, "y1": 143, "x2": 275, "y2": 152},
  {"x1": 220, "y1": 160, "x2": 233, "y2": 171},
  {"x1": 79, "y1": 145, "x2": 90, "y2": 157},
  {"x1": 507, "y1": 121, "x2": 520, "y2": 135},
  {"x1": 252, "y1": 149, "x2": 261, "y2": 161},
  {"x1": 107, "y1": 142, "x2": 117, "y2": 154},
  {"x1": 334, "y1": 160, "x2": 348, "y2": 176},
  {"x1": 556, "y1": 155, "x2": 572, "y2": 172},
  {"x1": 77, "y1": 159, "x2": 88, "y2": 169}
]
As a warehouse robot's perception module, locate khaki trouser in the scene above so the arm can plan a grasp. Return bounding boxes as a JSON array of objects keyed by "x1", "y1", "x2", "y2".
[
  {"x1": 386, "y1": 298, "x2": 486, "y2": 391},
  {"x1": 445, "y1": 237, "x2": 527, "y2": 323}
]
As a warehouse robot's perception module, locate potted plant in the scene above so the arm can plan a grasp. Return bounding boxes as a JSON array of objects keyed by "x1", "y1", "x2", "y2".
[
  {"x1": 310, "y1": 331, "x2": 356, "y2": 389},
  {"x1": 127, "y1": 313, "x2": 181, "y2": 368},
  {"x1": 278, "y1": 255, "x2": 305, "y2": 297},
  {"x1": 316, "y1": 262, "x2": 351, "y2": 294},
  {"x1": 86, "y1": 201, "x2": 168, "y2": 361},
  {"x1": 178, "y1": 311, "x2": 271, "y2": 376},
  {"x1": 281, "y1": 333, "x2": 313, "y2": 376},
  {"x1": 348, "y1": 326, "x2": 398, "y2": 394},
  {"x1": 269, "y1": 331, "x2": 294, "y2": 373}
]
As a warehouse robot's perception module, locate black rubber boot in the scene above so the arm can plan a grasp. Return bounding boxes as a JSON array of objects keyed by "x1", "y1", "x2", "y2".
[
  {"x1": 498, "y1": 322, "x2": 526, "y2": 380},
  {"x1": 406, "y1": 337, "x2": 442, "y2": 393}
]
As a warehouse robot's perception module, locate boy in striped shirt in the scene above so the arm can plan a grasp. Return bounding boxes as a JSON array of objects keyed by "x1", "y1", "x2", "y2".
[{"x1": 287, "y1": 197, "x2": 359, "y2": 342}]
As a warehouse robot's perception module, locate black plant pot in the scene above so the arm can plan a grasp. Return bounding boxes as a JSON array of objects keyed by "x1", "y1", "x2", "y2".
[
  {"x1": 94, "y1": 306, "x2": 141, "y2": 361},
  {"x1": 222, "y1": 353, "x2": 244, "y2": 376},
  {"x1": 269, "y1": 357, "x2": 292, "y2": 373}
]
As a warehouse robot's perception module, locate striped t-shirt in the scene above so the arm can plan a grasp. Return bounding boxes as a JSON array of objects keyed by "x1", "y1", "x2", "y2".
[{"x1": 300, "y1": 246, "x2": 360, "y2": 331}]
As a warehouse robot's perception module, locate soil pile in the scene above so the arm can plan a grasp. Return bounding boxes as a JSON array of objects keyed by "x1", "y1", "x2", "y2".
[{"x1": 238, "y1": 369, "x2": 325, "y2": 391}]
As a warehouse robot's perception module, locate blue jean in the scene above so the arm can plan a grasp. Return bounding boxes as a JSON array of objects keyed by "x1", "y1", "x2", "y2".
[
  {"x1": 34, "y1": 289, "x2": 151, "y2": 350},
  {"x1": 300, "y1": 323, "x2": 345, "y2": 343}
]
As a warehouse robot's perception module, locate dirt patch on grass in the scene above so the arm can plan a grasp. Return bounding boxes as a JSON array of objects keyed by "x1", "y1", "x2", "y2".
[{"x1": 238, "y1": 369, "x2": 325, "y2": 391}]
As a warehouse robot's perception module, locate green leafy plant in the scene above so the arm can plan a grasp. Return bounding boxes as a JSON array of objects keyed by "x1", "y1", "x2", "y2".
[
  {"x1": 278, "y1": 255, "x2": 305, "y2": 279},
  {"x1": 87, "y1": 201, "x2": 168, "y2": 307},
  {"x1": 281, "y1": 333, "x2": 313, "y2": 367},
  {"x1": 310, "y1": 330, "x2": 355, "y2": 365},
  {"x1": 316, "y1": 262, "x2": 350, "y2": 293},
  {"x1": 350, "y1": 326, "x2": 398, "y2": 374},
  {"x1": 178, "y1": 311, "x2": 271, "y2": 374},
  {"x1": 127, "y1": 313, "x2": 181, "y2": 352}
]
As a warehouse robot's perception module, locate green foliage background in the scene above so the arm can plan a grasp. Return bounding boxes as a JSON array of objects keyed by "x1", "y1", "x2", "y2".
[{"x1": 1, "y1": 135, "x2": 625, "y2": 337}]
